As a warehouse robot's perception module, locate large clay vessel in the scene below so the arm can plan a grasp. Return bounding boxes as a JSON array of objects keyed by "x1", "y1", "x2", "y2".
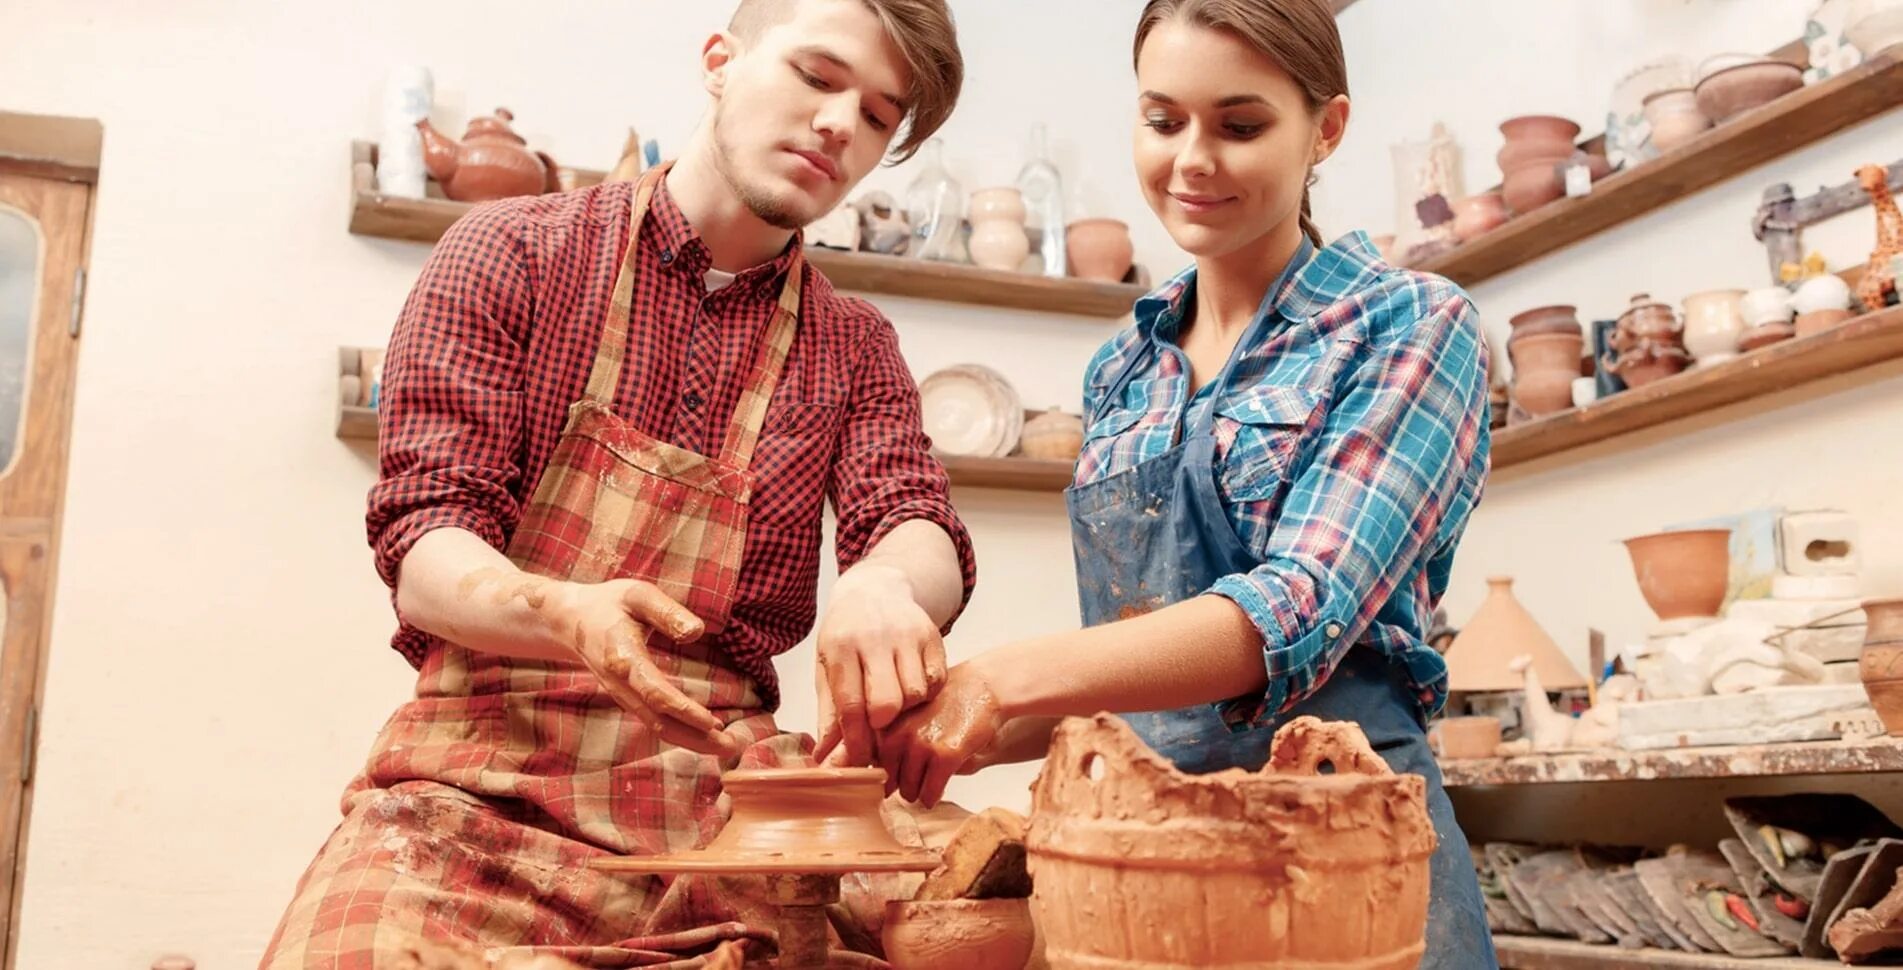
[
  {"x1": 1510, "y1": 332, "x2": 1585, "y2": 417},
  {"x1": 1027, "y1": 714, "x2": 1435, "y2": 969},
  {"x1": 1860, "y1": 598, "x2": 1903, "y2": 736},
  {"x1": 1623, "y1": 528, "x2": 1731, "y2": 621}
]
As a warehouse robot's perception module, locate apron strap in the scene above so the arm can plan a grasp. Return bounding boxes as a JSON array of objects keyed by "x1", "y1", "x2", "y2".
[
  {"x1": 719, "y1": 249, "x2": 805, "y2": 467},
  {"x1": 582, "y1": 163, "x2": 671, "y2": 405},
  {"x1": 579, "y1": 162, "x2": 806, "y2": 473}
]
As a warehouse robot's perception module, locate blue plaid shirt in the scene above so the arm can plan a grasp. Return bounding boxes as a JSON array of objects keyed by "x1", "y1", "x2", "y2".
[{"x1": 1075, "y1": 231, "x2": 1490, "y2": 722}]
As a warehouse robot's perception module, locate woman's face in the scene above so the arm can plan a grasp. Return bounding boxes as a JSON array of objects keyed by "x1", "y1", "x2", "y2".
[{"x1": 1133, "y1": 18, "x2": 1347, "y2": 261}]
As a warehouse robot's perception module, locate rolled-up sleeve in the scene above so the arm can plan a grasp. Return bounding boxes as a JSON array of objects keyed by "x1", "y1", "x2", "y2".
[
  {"x1": 827, "y1": 314, "x2": 978, "y2": 630},
  {"x1": 1209, "y1": 291, "x2": 1489, "y2": 723},
  {"x1": 365, "y1": 202, "x2": 533, "y2": 660}
]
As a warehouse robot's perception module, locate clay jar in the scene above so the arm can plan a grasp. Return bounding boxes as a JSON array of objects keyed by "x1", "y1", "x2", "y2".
[
  {"x1": 1610, "y1": 341, "x2": 1693, "y2": 387},
  {"x1": 883, "y1": 898, "x2": 1036, "y2": 970},
  {"x1": 1681, "y1": 289, "x2": 1747, "y2": 365},
  {"x1": 1497, "y1": 115, "x2": 1580, "y2": 215},
  {"x1": 1640, "y1": 88, "x2": 1712, "y2": 153},
  {"x1": 415, "y1": 108, "x2": 558, "y2": 203},
  {"x1": 1029, "y1": 715, "x2": 1434, "y2": 969},
  {"x1": 1511, "y1": 332, "x2": 1585, "y2": 417},
  {"x1": 1452, "y1": 191, "x2": 1509, "y2": 241},
  {"x1": 968, "y1": 187, "x2": 1031, "y2": 272},
  {"x1": 1623, "y1": 528, "x2": 1732, "y2": 621},
  {"x1": 1018, "y1": 408, "x2": 1084, "y2": 462},
  {"x1": 1429, "y1": 716, "x2": 1502, "y2": 760},
  {"x1": 1066, "y1": 219, "x2": 1135, "y2": 283},
  {"x1": 1508, "y1": 304, "x2": 1583, "y2": 342},
  {"x1": 1859, "y1": 598, "x2": 1903, "y2": 737}
]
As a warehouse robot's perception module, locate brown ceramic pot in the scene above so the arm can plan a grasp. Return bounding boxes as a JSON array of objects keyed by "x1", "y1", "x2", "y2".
[
  {"x1": 1066, "y1": 219, "x2": 1135, "y2": 282},
  {"x1": 1694, "y1": 60, "x2": 1803, "y2": 124},
  {"x1": 1739, "y1": 321, "x2": 1795, "y2": 353},
  {"x1": 883, "y1": 898, "x2": 1036, "y2": 970},
  {"x1": 1508, "y1": 305, "x2": 1583, "y2": 341},
  {"x1": 1029, "y1": 715, "x2": 1433, "y2": 969},
  {"x1": 1497, "y1": 115, "x2": 1582, "y2": 171},
  {"x1": 1861, "y1": 598, "x2": 1903, "y2": 736},
  {"x1": 415, "y1": 108, "x2": 558, "y2": 203},
  {"x1": 1623, "y1": 528, "x2": 1732, "y2": 621},
  {"x1": 1452, "y1": 192, "x2": 1510, "y2": 242},
  {"x1": 1018, "y1": 408, "x2": 1084, "y2": 462},
  {"x1": 1615, "y1": 293, "x2": 1683, "y2": 343},
  {"x1": 1510, "y1": 332, "x2": 1585, "y2": 416},
  {"x1": 1502, "y1": 165, "x2": 1565, "y2": 216},
  {"x1": 1610, "y1": 342, "x2": 1693, "y2": 387}
]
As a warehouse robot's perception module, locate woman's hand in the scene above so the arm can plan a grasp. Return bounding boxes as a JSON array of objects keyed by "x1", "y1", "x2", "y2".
[{"x1": 872, "y1": 662, "x2": 1005, "y2": 808}]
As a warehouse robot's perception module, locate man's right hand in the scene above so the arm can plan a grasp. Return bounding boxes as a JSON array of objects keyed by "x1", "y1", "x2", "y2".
[{"x1": 543, "y1": 578, "x2": 741, "y2": 758}]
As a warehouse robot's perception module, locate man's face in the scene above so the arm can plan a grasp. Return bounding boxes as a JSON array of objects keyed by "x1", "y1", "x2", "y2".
[{"x1": 707, "y1": 0, "x2": 912, "y2": 230}]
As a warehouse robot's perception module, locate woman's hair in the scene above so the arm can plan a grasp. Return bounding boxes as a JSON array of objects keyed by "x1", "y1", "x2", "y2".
[{"x1": 1133, "y1": 0, "x2": 1347, "y2": 245}]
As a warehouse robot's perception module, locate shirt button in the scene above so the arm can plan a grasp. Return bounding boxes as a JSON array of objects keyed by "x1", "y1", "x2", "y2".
[
  {"x1": 659, "y1": 249, "x2": 675, "y2": 265},
  {"x1": 1325, "y1": 623, "x2": 1343, "y2": 640},
  {"x1": 683, "y1": 391, "x2": 704, "y2": 411}
]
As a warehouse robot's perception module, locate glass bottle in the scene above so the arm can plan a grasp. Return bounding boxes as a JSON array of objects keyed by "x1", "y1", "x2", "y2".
[{"x1": 1016, "y1": 124, "x2": 1067, "y2": 278}]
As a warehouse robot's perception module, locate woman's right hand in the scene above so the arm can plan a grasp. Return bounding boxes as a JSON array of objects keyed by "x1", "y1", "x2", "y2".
[
  {"x1": 543, "y1": 578, "x2": 741, "y2": 758},
  {"x1": 958, "y1": 716, "x2": 1063, "y2": 774}
]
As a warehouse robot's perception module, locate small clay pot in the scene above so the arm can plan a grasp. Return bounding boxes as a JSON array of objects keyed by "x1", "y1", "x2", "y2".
[
  {"x1": 1018, "y1": 408, "x2": 1084, "y2": 462},
  {"x1": 1452, "y1": 191, "x2": 1509, "y2": 241},
  {"x1": 1623, "y1": 528, "x2": 1732, "y2": 621},
  {"x1": 1739, "y1": 321, "x2": 1795, "y2": 353},
  {"x1": 1066, "y1": 219, "x2": 1134, "y2": 282},
  {"x1": 1429, "y1": 716, "x2": 1502, "y2": 760},
  {"x1": 883, "y1": 897, "x2": 1036, "y2": 970},
  {"x1": 1510, "y1": 332, "x2": 1585, "y2": 417},
  {"x1": 1497, "y1": 115, "x2": 1581, "y2": 171},
  {"x1": 1694, "y1": 60, "x2": 1803, "y2": 124},
  {"x1": 1502, "y1": 165, "x2": 1565, "y2": 216},
  {"x1": 1796, "y1": 307, "x2": 1856, "y2": 338},
  {"x1": 968, "y1": 187, "x2": 1030, "y2": 272},
  {"x1": 1861, "y1": 598, "x2": 1903, "y2": 737},
  {"x1": 1641, "y1": 88, "x2": 1712, "y2": 152},
  {"x1": 1608, "y1": 342, "x2": 1691, "y2": 387},
  {"x1": 1508, "y1": 304, "x2": 1583, "y2": 341}
]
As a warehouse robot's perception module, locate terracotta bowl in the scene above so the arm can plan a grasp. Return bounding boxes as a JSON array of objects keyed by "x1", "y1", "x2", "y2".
[
  {"x1": 883, "y1": 898, "x2": 1035, "y2": 970},
  {"x1": 1739, "y1": 322, "x2": 1795, "y2": 353},
  {"x1": 1452, "y1": 192, "x2": 1509, "y2": 241},
  {"x1": 1623, "y1": 528, "x2": 1732, "y2": 621},
  {"x1": 1694, "y1": 61, "x2": 1803, "y2": 124},
  {"x1": 1066, "y1": 218, "x2": 1134, "y2": 282}
]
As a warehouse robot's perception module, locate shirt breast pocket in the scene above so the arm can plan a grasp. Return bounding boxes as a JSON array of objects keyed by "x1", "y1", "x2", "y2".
[
  {"x1": 1213, "y1": 386, "x2": 1322, "y2": 505},
  {"x1": 753, "y1": 402, "x2": 842, "y2": 523}
]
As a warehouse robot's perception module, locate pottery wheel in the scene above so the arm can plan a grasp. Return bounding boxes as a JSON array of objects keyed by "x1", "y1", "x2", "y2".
[{"x1": 588, "y1": 768, "x2": 937, "y2": 969}]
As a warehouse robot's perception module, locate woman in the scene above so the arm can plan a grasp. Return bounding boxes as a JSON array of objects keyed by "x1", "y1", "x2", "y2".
[{"x1": 866, "y1": 0, "x2": 1496, "y2": 964}]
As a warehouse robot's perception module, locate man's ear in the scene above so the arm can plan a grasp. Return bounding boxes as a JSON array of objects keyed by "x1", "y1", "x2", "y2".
[{"x1": 703, "y1": 32, "x2": 740, "y2": 98}]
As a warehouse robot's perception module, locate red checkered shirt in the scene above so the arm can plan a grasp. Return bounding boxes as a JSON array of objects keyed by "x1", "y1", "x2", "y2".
[{"x1": 367, "y1": 178, "x2": 978, "y2": 707}]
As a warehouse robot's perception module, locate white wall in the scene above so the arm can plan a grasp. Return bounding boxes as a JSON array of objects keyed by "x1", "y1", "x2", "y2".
[{"x1": 0, "y1": 0, "x2": 1898, "y2": 966}]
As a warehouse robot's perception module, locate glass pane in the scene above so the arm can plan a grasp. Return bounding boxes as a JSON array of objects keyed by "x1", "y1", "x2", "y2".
[{"x1": 0, "y1": 207, "x2": 39, "y2": 472}]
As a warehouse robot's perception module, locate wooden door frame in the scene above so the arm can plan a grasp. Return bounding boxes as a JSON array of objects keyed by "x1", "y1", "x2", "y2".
[{"x1": 0, "y1": 109, "x2": 99, "y2": 970}]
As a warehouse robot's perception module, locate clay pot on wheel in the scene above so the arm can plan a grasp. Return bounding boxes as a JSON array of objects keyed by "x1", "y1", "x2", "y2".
[
  {"x1": 883, "y1": 898, "x2": 1036, "y2": 970},
  {"x1": 1028, "y1": 714, "x2": 1434, "y2": 968},
  {"x1": 1860, "y1": 598, "x2": 1903, "y2": 737},
  {"x1": 1622, "y1": 528, "x2": 1732, "y2": 621}
]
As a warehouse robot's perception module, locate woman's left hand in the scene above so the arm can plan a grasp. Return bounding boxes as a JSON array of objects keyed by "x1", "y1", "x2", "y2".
[{"x1": 872, "y1": 662, "x2": 1004, "y2": 808}]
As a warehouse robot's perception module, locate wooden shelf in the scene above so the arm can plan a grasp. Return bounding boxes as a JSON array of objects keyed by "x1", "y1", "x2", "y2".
[
  {"x1": 1496, "y1": 935, "x2": 1831, "y2": 968},
  {"x1": 1416, "y1": 46, "x2": 1903, "y2": 288},
  {"x1": 1440, "y1": 735, "x2": 1903, "y2": 788},
  {"x1": 1492, "y1": 304, "x2": 1903, "y2": 471},
  {"x1": 337, "y1": 392, "x2": 1075, "y2": 494},
  {"x1": 346, "y1": 142, "x2": 1145, "y2": 318}
]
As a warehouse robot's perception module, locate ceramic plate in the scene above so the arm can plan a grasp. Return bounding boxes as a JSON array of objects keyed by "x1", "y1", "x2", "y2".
[{"x1": 919, "y1": 364, "x2": 1023, "y2": 457}]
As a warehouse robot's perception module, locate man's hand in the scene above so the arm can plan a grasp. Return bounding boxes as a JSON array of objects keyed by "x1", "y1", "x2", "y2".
[
  {"x1": 812, "y1": 564, "x2": 948, "y2": 767},
  {"x1": 536, "y1": 576, "x2": 740, "y2": 758}
]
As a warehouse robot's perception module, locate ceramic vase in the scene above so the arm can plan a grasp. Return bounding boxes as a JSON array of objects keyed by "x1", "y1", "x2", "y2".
[{"x1": 968, "y1": 187, "x2": 1031, "y2": 272}]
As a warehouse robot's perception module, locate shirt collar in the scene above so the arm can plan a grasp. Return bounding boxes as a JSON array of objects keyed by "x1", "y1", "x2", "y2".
[
  {"x1": 1134, "y1": 230, "x2": 1385, "y2": 341},
  {"x1": 647, "y1": 176, "x2": 804, "y2": 294}
]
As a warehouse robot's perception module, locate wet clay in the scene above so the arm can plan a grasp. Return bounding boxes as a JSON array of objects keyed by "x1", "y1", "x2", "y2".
[
  {"x1": 883, "y1": 897, "x2": 1037, "y2": 970},
  {"x1": 1027, "y1": 714, "x2": 1435, "y2": 969}
]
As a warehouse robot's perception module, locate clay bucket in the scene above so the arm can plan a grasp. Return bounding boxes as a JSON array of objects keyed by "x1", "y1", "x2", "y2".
[{"x1": 1027, "y1": 714, "x2": 1435, "y2": 969}]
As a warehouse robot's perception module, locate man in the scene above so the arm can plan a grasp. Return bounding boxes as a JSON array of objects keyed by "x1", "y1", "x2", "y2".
[{"x1": 261, "y1": 1, "x2": 970, "y2": 965}]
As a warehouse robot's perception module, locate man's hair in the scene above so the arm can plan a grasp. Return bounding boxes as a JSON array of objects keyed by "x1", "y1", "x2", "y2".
[{"x1": 729, "y1": 0, "x2": 963, "y2": 162}]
